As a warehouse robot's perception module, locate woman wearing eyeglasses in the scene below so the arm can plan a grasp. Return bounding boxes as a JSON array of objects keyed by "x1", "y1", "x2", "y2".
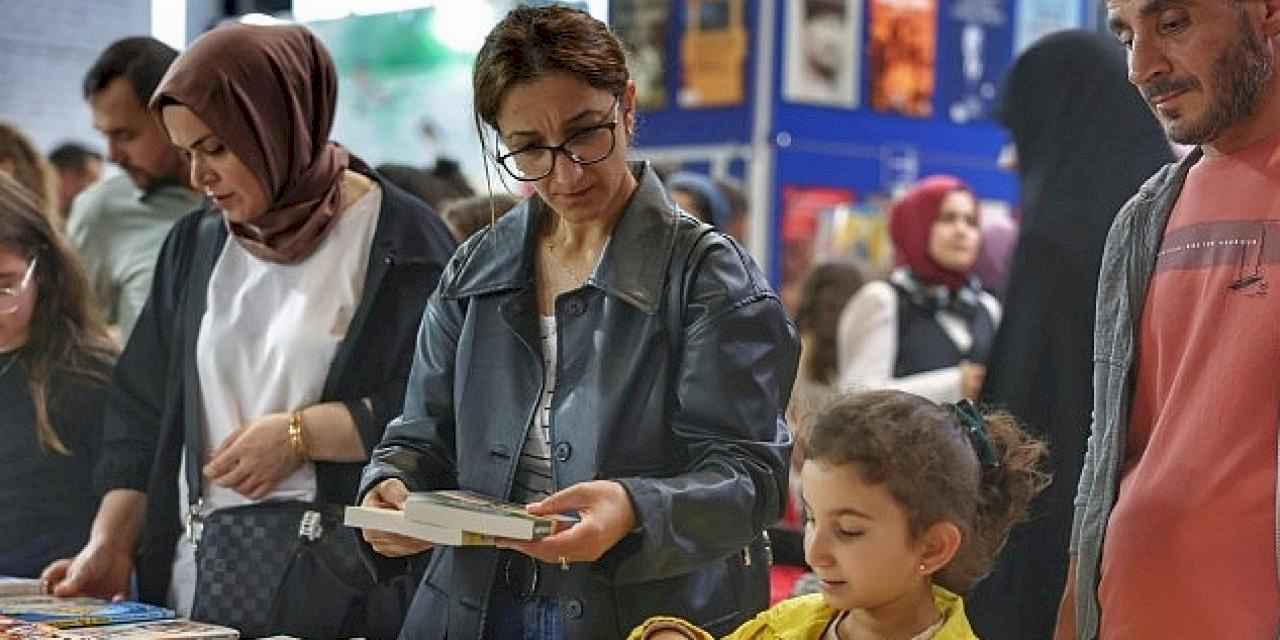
[
  {"x1": 355, "y1": 6, "x2": 799, "y2": 639},
  {"x1": 0, "y1": 174, "x2": 117, "y2": 578}
]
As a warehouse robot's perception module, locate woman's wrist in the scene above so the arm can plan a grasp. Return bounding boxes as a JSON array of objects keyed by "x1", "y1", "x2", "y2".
[{"x1": 288, "y1": 409, "x2": 310, "y2": 461}]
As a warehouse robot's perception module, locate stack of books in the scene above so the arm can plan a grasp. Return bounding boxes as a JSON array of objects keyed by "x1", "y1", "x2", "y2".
[
  {"x1": 0, "y1": 594, "x2": 237, "y2": 639},
  {"x1": 344, "y1": 489, "x2": 577, "y2": 546}
]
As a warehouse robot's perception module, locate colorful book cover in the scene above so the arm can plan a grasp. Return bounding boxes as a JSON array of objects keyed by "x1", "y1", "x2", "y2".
[
  {"x1": 0, "y1": 598, "x2": 173, "y2": 630},
  {"x1": 937, "y1": 0, "x2": 1013, "y2": 124},
  {"x1": 783, "y1": 0, "x2": 862, "y2": 108},
  {"x1": 53, "y1": 619, "x2": 238, "y2": 639},
  {"x1": 0, "y1": 616, "x2": 236, "y2": 639},
  {"x1": 611, "y1": 0, "x2": 672, "y2": 110},
  {"x1": 404, "y1": 490, "x2": 577, "y2": 540},
  {"x1": 868, "y1": 0, "x2": 938, "y2": 117}
]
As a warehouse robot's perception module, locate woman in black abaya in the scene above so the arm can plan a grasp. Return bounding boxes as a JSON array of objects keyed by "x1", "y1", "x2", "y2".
[{"x1": 965, "y1": 30, "x2": 1175, "y2": 640}]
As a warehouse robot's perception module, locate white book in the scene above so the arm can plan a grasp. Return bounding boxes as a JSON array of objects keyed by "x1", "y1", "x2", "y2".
[
  {"x1": 54, "y1": 619, "x2": 239, "y2": 639},
  {"x1": 402, "y1": 490, "x2": 577, "y2": 540},
  {"x1": 0, "y1": 577, "x2": 42, "y2": 597},
  {"x1": 343, "y1": 506, "x2": 497, "y2": 546}
]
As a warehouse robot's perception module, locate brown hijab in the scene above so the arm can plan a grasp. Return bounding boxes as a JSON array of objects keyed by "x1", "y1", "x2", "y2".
[{"x1": 150, "y1": 23, "x2": 350, "y2": 264}]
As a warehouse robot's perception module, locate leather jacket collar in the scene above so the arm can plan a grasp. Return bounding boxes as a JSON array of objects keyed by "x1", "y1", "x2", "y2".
[{"x1": 444, "y1": 161, "x2": 679, "y2": 315}]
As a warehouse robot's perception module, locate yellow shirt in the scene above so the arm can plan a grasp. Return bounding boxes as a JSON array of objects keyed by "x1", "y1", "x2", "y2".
[{"x1": 628, "y1": 586, "x2": 978, "y2": 640}]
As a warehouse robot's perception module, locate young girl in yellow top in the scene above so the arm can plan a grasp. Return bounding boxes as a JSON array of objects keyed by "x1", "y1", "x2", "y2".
[{"x1": 631, "y1": 390, "x2": 1049, "y2": 640}]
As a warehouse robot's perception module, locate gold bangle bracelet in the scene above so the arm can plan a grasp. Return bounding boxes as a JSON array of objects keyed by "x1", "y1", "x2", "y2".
[{"x1": 288, "y1": 411, "x2": 309, "y2": 461}]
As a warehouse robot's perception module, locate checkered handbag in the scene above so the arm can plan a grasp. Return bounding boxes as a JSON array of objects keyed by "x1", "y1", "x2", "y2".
[{"x1": 191, "y1": 500, "x2": 373, "y2": 638}]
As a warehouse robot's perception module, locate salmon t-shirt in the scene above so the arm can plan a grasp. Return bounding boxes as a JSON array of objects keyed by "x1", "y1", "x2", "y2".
[{"x1": 1099, "y1": 135, "x2": 1280, "y2": 638}]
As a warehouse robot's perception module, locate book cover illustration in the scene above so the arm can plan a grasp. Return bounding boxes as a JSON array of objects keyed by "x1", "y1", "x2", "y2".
[
  {"x1": 611, "y1": 0, "x2": 672, "y2": 110},
  {"x1": 53, "y1": 619, "x2": 238, "y2": 639},
  {"x1": 0, "y1": 598, "x2": 173, "y2": 629},
  {"x1": 404, "y1": 490, "x2": 578, "y2": 540},
  {"x1": 343, "y1": 506, "x2": 497, "y2": 547},
  {"x1": 678, "y1": 0, "x2": 747, "y2": 107},
  {"x1": 784, "y1": 0, "x2": 861, "y2": 108},
  {"x1": 1, "y1": 615, "x2": 237, "y2": 639},
  {"x1": 868, "y1": 0, "x2": 937, "y2": 117}
]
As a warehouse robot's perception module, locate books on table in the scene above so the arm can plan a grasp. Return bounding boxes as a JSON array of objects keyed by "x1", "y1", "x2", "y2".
[
  {"x1": 0, "y1": 616, "x2": 238, "y2": 639},
  {"x1": 0, "y1": 578, "x2": 42, "y2": 597},
  {"x1": 345, "y1": 489, "x2": 578, "y2": 545},
  {"x1": 0, "y1": 597, "x2": 173, "y2": 629}
]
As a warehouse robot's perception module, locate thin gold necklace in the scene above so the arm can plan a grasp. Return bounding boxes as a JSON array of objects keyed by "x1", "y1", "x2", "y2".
[{"x1": 543, "y1": 236, "x2": 599, "y2": 286}]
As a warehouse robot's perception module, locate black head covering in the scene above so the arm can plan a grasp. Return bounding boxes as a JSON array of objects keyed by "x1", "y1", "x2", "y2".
[
  {"x1": 967, "y1": 30, "x2": 1176, "y2": 640},
  {"x1": 994, "y1": 29, "x2": 1173, "y2": 239}
]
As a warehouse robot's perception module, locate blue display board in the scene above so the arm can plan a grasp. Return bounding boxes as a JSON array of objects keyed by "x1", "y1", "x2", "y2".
[{"x1": 627, "y1": 0, "x2": 1089, "y2": 284}]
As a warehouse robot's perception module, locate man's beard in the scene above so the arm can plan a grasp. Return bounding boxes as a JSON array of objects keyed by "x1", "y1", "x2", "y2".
[{"x1": 1162, "y1": 15, "x2": 1273, "y2": 145}]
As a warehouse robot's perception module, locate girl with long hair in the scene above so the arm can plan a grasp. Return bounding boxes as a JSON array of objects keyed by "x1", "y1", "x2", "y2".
[{"x1": 0, "y1": 174, "x2": 117, "y2": 577}]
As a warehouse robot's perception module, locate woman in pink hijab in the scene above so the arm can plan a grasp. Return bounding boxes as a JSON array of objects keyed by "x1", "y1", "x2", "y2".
[{"x1": 834, "y1": 175, "x2": 1001, "y2": 402}]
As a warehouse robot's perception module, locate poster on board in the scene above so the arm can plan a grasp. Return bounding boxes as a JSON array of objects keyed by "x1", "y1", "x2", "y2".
[
  {"x1": 678, "y1": 0, "x2": 748, "y2": 108},
  {"x1": 868, "y1": 0, "x2": 937, "y2": 118},
  {"x1": 783, "y1": 0, "x2": 861, "y2": 108},
  {"x1": 1014, "y1": 0, "x2": 1083, "y2": 53},
  {"x1": 611, "y1": 0, "x2": 671, "y2": 111},
  {"x1": 936, "y1": 0, "x2": 1012, "y2": 124}
]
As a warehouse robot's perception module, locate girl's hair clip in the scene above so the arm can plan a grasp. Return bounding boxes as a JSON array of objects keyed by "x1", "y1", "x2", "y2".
[{"x1": 951, "y1": 400, "x2": 1000, "y2": 470}]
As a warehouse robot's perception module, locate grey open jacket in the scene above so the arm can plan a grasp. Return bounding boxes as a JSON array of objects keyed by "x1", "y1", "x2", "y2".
[
  {"x1": 1069, "y1": 148, "x2": 1215, "y2": 638},
  {"x1": 357, "y1": 163, "x2": 800, "y2": 639}
]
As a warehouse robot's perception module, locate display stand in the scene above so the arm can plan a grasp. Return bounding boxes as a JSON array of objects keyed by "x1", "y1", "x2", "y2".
[{"x1": 623, "y1": 0, "x2": 1090, "y2": 287}]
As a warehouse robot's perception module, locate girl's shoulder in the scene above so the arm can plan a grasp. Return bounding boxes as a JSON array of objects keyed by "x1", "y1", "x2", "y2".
[{"x1": 931, "y1": 586, "x2": 980, "y2": 640}]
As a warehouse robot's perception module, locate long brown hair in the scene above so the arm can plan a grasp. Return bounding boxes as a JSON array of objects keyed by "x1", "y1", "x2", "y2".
[
  {"x1": 0, "y1": 122, "x2": 60, "y2": 231},
  {"x1": 0, "y1": 174, "x2": 117, "y2": 454},
  {"x1": 802, "y1": 390, "x2": 1050, "y2": 593},
  {"x1": 794, "y1": 261, "x2": 866, "y2": 384}
]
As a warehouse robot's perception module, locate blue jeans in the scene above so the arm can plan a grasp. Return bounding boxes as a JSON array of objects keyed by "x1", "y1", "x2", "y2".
[{"x1": 487, "y1": 586, "x2": 563, "y2": 640}]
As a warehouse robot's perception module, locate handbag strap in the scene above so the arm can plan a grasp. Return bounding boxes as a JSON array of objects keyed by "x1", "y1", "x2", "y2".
[{"x1": 184, "y1": 213, "x2": 228, "y2": 510}]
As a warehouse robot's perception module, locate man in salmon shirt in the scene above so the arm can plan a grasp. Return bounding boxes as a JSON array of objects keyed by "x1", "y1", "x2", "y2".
[{"x1": 1057, "y1": 1, "x2": 1280, "y2": 639}]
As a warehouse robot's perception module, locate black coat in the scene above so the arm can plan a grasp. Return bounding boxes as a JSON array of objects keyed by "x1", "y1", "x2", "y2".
[
  {"x1": 94, "y1": 176, "x2": 457, "y2": 607},
  {"x1": 966, "y1": 31, "x2": 1176, "y2": 640},
  {"x1": 358, "y1": 163, "x2": 799, "y2": 639}
]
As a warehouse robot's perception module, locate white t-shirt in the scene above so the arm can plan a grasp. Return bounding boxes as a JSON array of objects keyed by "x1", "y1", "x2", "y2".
[{"x1": 170, "y1": 185, "x2": 383, "y2": 614}]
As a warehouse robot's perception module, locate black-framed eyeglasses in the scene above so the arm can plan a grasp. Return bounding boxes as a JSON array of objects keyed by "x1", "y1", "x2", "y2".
[
  {"x1": 0, "y1": 256, "x2": 37, "y2": 315},
  {"x1": 495, "y1": 96, "x2": 621, "y2": 182}
]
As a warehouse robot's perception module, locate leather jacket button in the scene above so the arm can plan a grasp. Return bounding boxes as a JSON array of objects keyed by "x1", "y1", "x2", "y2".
[
  {"x1": 554, "y1": 442, "x2": 572, "y2": 462},
  {"x1": 566, "y1": 299, "x2": 586, "y2": 316},
  {"x1": 564, "y1": 598, "x2": 583, "y2": 619}
]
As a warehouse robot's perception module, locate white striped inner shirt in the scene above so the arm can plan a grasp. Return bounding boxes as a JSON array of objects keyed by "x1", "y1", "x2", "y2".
[{"x1": 512, "y1": 315, "x2": 558, "y2": 503}]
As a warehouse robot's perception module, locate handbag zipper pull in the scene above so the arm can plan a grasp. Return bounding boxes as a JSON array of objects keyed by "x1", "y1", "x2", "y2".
[{"x1": 186, "y1": 498, "x2": 205, "y2": 547}]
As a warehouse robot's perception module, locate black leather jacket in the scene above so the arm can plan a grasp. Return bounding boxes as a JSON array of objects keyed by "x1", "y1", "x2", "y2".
[{"x1": 358, "y1": 163, "x2": 799, "y2": 639}]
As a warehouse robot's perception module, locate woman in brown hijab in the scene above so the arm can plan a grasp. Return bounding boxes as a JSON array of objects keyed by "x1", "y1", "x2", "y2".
[{"x1": 42, "y1": 23, "x2": 457, "y2": 639}]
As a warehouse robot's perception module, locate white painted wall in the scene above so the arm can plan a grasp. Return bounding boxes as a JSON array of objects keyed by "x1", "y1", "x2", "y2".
[{"x1": 0, "y1": 0, "x2": 151, "y2": 155}]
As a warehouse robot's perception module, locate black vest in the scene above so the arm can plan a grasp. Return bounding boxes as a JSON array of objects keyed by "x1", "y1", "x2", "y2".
[{"x1": 891, "y1": 283, "x2": 995, "y2": 378}]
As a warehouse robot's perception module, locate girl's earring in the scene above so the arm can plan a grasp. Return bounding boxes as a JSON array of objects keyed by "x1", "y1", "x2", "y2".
[{"x1": 919, "y1": 563, "x2": 928, "y2": 572}]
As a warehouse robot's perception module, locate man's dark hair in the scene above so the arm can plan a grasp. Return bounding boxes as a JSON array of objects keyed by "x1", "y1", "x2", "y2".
[
  {"x1": 82, "y1": 37, "x2": 179, "y2": 103},
  {"x1": 48, "y1": 142, "x2": 103, "y2": 173}
]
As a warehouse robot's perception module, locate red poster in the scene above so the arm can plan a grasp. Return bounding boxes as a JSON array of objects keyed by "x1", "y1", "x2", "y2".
[
  {"x1": 779, "y1": 185, "x2": 856, "y2": 312},
  {"x1": 868, "y1": 0, "x2": 937, "y2": 117}
]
